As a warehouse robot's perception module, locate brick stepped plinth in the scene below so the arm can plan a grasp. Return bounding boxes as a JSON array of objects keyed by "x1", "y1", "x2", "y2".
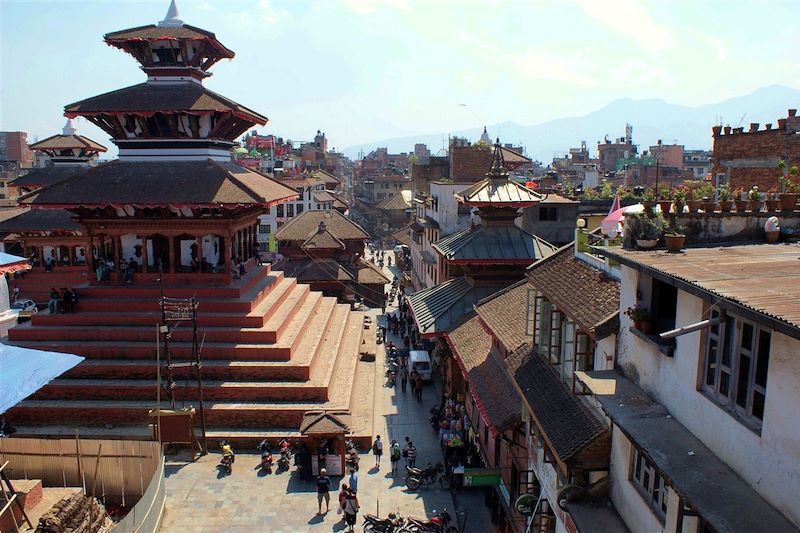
[
  {"x1": 6, "y1": 265, "x2": 374, "y2": 447},
  {"x1": 10, "y1": 266, "x2": 89, "y2": 304}
]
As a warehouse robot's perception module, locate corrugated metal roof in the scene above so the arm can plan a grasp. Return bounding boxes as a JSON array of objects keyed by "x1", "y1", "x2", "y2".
[
  {"x1": 407, "y1": 277, "x2": 503, "y2": 336},
  {"x1": 433, "y1": 224, "x2": 556, "y2": 262},
  {"x1": 604, "y1": 243, "x2": 800, "y2": 333},
  {"x1": 456, "y1": 178, "x2": 542, "y2": 207}
]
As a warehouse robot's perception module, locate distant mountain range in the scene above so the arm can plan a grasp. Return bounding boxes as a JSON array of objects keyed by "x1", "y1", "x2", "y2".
[{"x1": 342, "y1": 85, "x2": 800, "y2": 163}]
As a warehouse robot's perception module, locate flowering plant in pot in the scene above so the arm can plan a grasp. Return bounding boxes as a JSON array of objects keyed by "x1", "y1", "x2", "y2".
[
  {"x1": 625, "y1": 213, "x2": 664, "y2": 249},
  {"x1": 717, "y1": 183, "x2": 733, "y2": 212},
  {"x1": 778, "y1": 164, "x2": 800, "y2": 211},
  {"x1": 765, "y1": 187, "x2": 780, "y2": 211},
  {"x1": 733, "y1": 187, "x2": 747, "y2": 212},
  {"x1": 747, "y1": 186, "x2": 764, "y2": 212},
  {"x1": 642, "y1": 187, "x2": 656, "y2": 210},
  {"x1": 625, "y1": 305, "x2": 654, "y2": 333},
  {"x1": 671, "y1": 186, "x2": 687, "y2": 214}
]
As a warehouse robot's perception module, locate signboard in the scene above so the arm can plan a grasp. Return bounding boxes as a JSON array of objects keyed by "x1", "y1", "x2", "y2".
[
  {"x1": 463, "y1": 468, "x2": 502, "y2": 487},
  {"x1": 268, "y1": 234, "x2": 277, "y2": 253}
]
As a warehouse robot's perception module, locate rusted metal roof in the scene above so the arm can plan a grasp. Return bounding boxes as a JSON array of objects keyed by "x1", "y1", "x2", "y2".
[
  {"x1": 407, "y1": 276, "x2": 503, "y2": 336},
  {"x1": 433, "y1": 224, "x2": 556, "y2": 263},
  {"x1": 604, "y1": 243, "x2": 800, "y2": 335}
]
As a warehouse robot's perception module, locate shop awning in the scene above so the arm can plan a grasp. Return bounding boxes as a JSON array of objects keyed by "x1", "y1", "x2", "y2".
[{"x1": 0, "y1": 344, "x2": 84, "y2": 414}]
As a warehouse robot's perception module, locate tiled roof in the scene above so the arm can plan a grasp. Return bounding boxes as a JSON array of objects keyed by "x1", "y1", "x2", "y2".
[
  {"x1": 20, "y1": 160, "x2": 298, "y2": 208},
  {"x1": 356, "y1": 259, "x2": 391, "y2": 285},
  {"x1": 475, "y1": 280, "x2": 530, "y2": 352},
  {"x1": 407, "y1": 276, "x2": 504, "y2": 336},
  {"x1": 0, "y1": 209, "x2": 81, "y2": 233},
  {"x1": 498, "y1": 146, "x2": 531, "y2": 164},
  {"x1": 308, "y1": 170, "x2": 341, "y2": 185},
  {"x1": 302, "y1": 230, "x2": 345, "y2": 250},
  {"x1": 455, "y1": 178, "x2": 542, "y2": 207},
  {"x1": 275, "y1": 210, "x2": 368, "y2": 242},
  {"x1": 391, "y1": 225, "x2": 412, "y2": 247},
  {"x1": 433, "y1": 224, "x2": 557, "y2": 263},
  {"x1": 30, "y1": 134, "x2": 107, "y2": 152},
  {"x1": 313, "y1": 191, "x2": 335, "y2": 203},
  {"x1": 417, "y1": 216, "x2": 439, "y2": 229},
  {"x1": 505, "y1": 345, "x2": 607, "y2": 464},
  {"x1": 376, "y1": 190, "x2": 412, "y2": 211},
  {"x1": 604, "y1": 243, "x2": 800, "y2": 335},
  {"x1": 276, "y1": 258, "x2": 353, "y2": 282},
  {"x1": 446, "y1": 314, "x2": 520, "y2": 435},
  {"x1": 104, "y1": 24, "x2": 235, "y2": 58},
  {"x1": 64, "y1": 82, "x2": 266, "y2": 124},
  {"x1": 300, "y1": 411, "x2": 351, "y2": 435},
  {"x1": 527, "y1": 246, "x2": 620, "y2": 339},
  {"x1": 540, "y1": 193, "x2": 579, "y2": 205},
  {"x1": 11, "y1": 167, "x2": 84, "y2": 189}
]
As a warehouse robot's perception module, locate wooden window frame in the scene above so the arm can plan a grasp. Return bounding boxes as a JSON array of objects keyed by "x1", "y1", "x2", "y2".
[{"x1": 630, "y1": 446, "x2": 668, "y2": 522}]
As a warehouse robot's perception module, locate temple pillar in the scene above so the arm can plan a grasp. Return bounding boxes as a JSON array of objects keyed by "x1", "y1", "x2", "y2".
[
  {"x1": 141, "y1": 235, "x2": 149, "y2": 273},
  {"x1": 167, "y1": 236, "x2": 176, "y2": 274},
  {"x1": 195, "y1": 235, "x2": 203, "y2": 272},
  {"x1": 87, "y1": 235, "x2": 95, "y2": 276},
  {"x1": 114, "y1": 235, "x2": 122, "y2": 281},
  {"x1": 68, "y1": 245, "x2": 74, "y2": 266}
]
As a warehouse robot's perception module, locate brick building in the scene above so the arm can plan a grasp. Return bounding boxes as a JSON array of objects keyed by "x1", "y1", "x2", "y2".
[{"x1": 711, "y1": 109, "x2": 800, "y2": 191}]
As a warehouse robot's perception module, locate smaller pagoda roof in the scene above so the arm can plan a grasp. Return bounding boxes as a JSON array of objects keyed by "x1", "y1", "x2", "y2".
[
  {"x1": 104, "y1": 24, "x2": 235, "y2": 59},
  {"x1": 356, "y1": 258, "x2": 391, "y2": 285},
  {"x1": 64, "y1": 82, "x2": 267, "y2": 125},
  {"x1": 20, "y1": 160, "x2": 298, "y2": 209},
  {"x1": 276, "y1": 210, "x2": 369, "y2": 242},
  {"x1": 302, "y1": 229, "x2": 346, "y2": 250},
  {"x1": 433, "y1": 224, "x2": 556, "y2": 264},
  {"x1": 300, "y1": 411, "x2": 351, "y2": 435},
  {"x1": 456, "y1": 139, "x2": 543, "y2": 207},
  {"x1": 30, "y1": 128, "x2": 107, "y2": 153},
  {"x1": 0, "y1": 209, "x2": 81, "y2": 234}
]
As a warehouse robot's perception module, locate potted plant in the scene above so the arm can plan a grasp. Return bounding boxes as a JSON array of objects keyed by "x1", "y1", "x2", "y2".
[
  {"x1": 698, "y1": 183, "x2": 715, "y2": 212},
  {"x1": 747, "y1": 186, "x2": 763, "y2": 212},
  {"x1": 641, "y1": 187, "x2": 656, "y2": 211},
  {"x1": 657, "y1": 186, "x2": 672, "y2": 214},
  {"x1": 687, "y1": 186, "x2": 703, "y2": 213},
  {"x1": 625, "y1": 213, "x2": 664, "y2": 249},
  {"x1": 671, "y1": 186, "x2": 687, "y2": 215},
  {"x1": 733, "y1": 187, "x2": 747, "y2": 212},
  {"x1": 625, "y1": 305, "x2": 654, "y2": 333},
  {"x1": 717, "y1": 183, "x2": 733, "y2": 212},
  {"x1": 765, "y1": 187, "x2": 780, "y2": 211},
  {"x1": 779, "y1": 164, "x2": 800, "y2": 211},
  {"x1": 665, "y1": 222, "x2": 686, "y2": 253}
]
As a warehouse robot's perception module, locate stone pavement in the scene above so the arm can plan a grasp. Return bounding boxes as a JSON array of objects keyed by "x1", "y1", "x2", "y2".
[{"x1": 159, "y1": 249, "x2": 495, "y2": 532}]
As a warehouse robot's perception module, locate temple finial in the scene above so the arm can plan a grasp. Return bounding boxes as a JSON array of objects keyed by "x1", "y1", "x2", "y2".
[
  {"x1": 158, "y1": 0, "x2": 184, "y2": 27},
  {"x1": 487, "y1": 138, "x2": 508, "y2": 179},
  {"x1": 62, "y1": 119, "x2": 77, "y2": 136}
]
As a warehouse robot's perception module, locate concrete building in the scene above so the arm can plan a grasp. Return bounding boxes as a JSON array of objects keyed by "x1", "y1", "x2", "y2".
[
  {"x1": 683, "y1": 149, "x2": 712, "y2": 180},
  {"x1": 409, "y1": 181, "x2": 475, "y2": 290},
  {"x1": 649, "y1": 140, "x2": 684, "y2": 169},
  {"x1": 597, "y1": 125, "x2": 636, "y2": 173},
  {"x1": 575, "y1": 234, "x2": 800, "y2": 532},
  {"x1": 517, "y1": 195, "x2": 579, "y2": 247}
]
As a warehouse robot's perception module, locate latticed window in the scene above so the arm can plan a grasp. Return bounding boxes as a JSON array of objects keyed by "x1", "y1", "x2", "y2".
[{"x1": 702, "y1": 309, "x2": 770, "y2": 429}]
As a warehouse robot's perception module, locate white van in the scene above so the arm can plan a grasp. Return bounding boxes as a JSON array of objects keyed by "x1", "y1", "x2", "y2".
[{"x1": 409, "y1": 350, "x2": 432, "y2": 381}]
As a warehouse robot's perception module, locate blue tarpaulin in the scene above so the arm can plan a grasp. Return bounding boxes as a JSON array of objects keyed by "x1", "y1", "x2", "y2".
[{"x1": 0, "y1": 344, "x2": 84, "y2": 414}]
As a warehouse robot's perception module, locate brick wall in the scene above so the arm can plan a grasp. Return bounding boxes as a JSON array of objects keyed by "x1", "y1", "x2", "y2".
[
  {"x1": 711, "y1": 110, "x2": 800, "y2": 191},
  {"x1": 451, "y1": 145, "x2": 493, "y2": 181}
]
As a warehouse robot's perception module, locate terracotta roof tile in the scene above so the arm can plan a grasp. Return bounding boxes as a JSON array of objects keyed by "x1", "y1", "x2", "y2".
[
  {"x1": 11, "y1": 167, "x2": 85, "y2": 189},
  {"x1": 300, "y1": 411, "x2": 351, "y2": 435},
  {"x1": 475, "y1": 280, "x2": 530, "y2": 352},
  {"x1": 505, "y1": 345, "x2": 607, "y2": 464},
  {"x1": 526, "y1": 246, "x2": 620, "y2": 339},
  {"x1": 64, "y1": 82, "x2": 266, "y2": 124},
  {"x1": 275, "y1": 210, "x2": 368, "y2": 242},
  {"x1": 446, "y1": 314, "x2": 520, "y2": 434},
  {"x1": 20, "y1": 160, "x2": 298, "y2": 208},
  {"x1": 0, "y1": 209, "x2": 81, "y2": 233},
  {"x1": 30, "y1": 134, "x2": 107, "y2": 153}
]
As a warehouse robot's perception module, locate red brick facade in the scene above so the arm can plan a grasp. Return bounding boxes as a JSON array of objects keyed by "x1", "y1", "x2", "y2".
[{"x1": 711, "y1": 110, "x2": 800, "y2": 191}]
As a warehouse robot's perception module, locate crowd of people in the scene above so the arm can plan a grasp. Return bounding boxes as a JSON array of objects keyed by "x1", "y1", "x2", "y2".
[{"x1": 48, "y1": 287, "x2": 79, "y2": 314}]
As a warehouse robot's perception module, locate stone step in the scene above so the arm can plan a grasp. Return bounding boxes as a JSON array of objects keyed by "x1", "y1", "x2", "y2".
[
  {"x1": 304, "y1": 304, "x2": 352, "y2": 401},
  {"x1": 9, "y1": 399, "x2": 322, "y2": 428},
  {"x1": 322, "y1": 311, "x2": 364, "y2": 411},
  {"x1": 67, "y1": 358, "x2": 311, "y2": 381},
  {"x1": 36, "y1": 378, "x2": 329, "y2": 402}
]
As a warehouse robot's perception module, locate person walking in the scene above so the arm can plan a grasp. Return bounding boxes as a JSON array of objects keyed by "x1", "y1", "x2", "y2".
[
  {"x1": 400, "y1": 365, "x2": 408, "y2": 393},
  {"x1": 343, "y1": 487, "x2": 360, "y2": 532},
  {"x1": 390, "y1": 440, "x2": 401, "y2": 474},
  {"x1": 415, "y1": 374, "x2": 423, "y2": 402},
  {"x1": 372, "y1": 435, "x2": 383, "y2": 468},
  {"x1": 316, "y1": 468, "x2": 331, "y2": 515},
  {"x1": 409, "y1": 369, "x2": 419, "y2": 398},
  {"x1": 337, "y1": 483, "x2": 348, "y2": 522},
  {"x1": 348, "y1": 467, "x2": 358, "y2": 494},
  {"x1": 406, "y1": 441, "x2": 417, "y2": 468}
]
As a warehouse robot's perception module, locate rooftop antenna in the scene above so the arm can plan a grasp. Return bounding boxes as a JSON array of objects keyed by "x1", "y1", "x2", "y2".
[{"x1": 736, "y1": 113, "x2": 747, "y2": 128}]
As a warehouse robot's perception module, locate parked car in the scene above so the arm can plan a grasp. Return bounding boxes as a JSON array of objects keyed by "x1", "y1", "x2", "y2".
[{"x1": 11, "y1": 298, "x2": 38, "y2": 319}]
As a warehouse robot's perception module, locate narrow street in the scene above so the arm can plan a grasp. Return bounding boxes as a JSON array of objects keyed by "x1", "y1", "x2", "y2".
[{"x1": 159, "y1": 250, "x2": 495, "y2": 532}]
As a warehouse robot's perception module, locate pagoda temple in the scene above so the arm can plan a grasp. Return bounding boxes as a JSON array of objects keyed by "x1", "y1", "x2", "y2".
[
  {"x1": 5, "y1": 2, "x2": 373, "y2": 451},
  {"x1": 407, "y1": 140, "x2": 557, "y2": 337}
]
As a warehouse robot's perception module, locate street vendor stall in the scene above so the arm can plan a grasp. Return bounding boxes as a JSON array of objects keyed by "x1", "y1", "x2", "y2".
[{"x1": 300, "y1": 411, "x2": 352, "y2": 476}]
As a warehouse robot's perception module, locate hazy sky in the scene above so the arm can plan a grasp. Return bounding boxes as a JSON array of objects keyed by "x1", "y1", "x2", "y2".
[{"x1": 1, "y1": 0, "x2": 799, "y2": 154}]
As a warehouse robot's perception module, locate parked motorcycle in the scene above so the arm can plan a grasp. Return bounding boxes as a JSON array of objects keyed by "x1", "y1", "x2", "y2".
[
  {"x1": 386, "y1": 368, "x2": 397, "y2": 387},
  {"x1": 363, "y1": 512, "x2": 405, "y2": 532},
  {"x1": 217, "y1": 454, "x2": 234, "y2": 476},
  {"x1": 256, "y1": 439, "x2": 273, "y2": 473},
  {"x1": 402, "y1": 508, "x2": 456, "y2": 533},
  {"x1": 405, "y1": 463, "x2": 449, "y2": 491}
]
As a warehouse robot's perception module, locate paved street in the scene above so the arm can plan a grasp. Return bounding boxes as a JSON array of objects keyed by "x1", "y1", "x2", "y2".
[{"x1": 159, "y1": 251, "x2": 495, "y2": 532}]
